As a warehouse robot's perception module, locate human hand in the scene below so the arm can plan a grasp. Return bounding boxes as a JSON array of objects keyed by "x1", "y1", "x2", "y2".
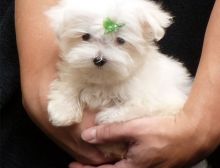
[{"x1": 69, "y1": 111, "x2": 213, "y2": 168}]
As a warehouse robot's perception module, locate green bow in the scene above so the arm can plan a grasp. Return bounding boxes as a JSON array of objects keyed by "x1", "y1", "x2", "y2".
[{"x1": 103, "y1": 18, "x2": 125, "y2": 34}]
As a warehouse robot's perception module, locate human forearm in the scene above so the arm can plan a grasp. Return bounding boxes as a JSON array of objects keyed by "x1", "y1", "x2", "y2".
[
  {"x1": 15, "y1": 1, "x2": 109, "y2": 164},
  {"x1": 183, "y1": 0, "x2": 220, "y2": 151},
  {"x1": 15, "y1": 0, "x2": 58, "y2": 91}
]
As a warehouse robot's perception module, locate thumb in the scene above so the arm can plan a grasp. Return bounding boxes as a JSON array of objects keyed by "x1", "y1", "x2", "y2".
[{"x1": 81, "y1": 121, "x2": 137, "y2": 144}]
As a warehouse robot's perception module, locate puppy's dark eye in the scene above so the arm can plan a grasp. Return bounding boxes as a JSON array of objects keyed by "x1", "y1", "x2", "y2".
[
  {"x1": 82, "y1": 33, "x2": 91, "y2": 41},
  {"x1": 116, "y1": 37, "x2": 126, "y2": 45}
]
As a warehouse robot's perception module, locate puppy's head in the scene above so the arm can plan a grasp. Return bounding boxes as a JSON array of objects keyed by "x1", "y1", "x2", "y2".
[{"x1": 46, "y1": 0, "x2": 172, "y2": 85}]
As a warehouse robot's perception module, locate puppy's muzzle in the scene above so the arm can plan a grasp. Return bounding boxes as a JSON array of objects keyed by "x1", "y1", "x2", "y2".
[{"x1": 93, "y1": 56, "x2": 107, "y2": 67}]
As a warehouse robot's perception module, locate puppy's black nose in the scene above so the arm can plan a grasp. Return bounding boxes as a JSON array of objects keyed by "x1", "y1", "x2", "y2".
[{"x1": 93, "y1": 57, "x2": 107, "y2": 67}]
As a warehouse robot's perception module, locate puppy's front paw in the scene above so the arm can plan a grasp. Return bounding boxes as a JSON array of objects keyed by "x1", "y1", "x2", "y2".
[{"x1": 48, "y1": 100, "x2": 82, "y2": 126}]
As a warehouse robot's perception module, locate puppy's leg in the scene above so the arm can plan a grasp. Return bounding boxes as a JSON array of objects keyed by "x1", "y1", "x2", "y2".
[
  {"x1": 96, "y1": 100, "x2": 185, "y2": 124},
  {"x1": 48, "y1": 80, "x2": 83, "y2": 126},
  {"x1": 95, "y1": 101, "x2": 147, "y2": 124}
]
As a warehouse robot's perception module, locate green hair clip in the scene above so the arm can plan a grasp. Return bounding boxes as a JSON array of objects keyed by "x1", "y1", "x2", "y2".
[{"x1": 103, "y1": 18, "x2": 125, "y2": 34}]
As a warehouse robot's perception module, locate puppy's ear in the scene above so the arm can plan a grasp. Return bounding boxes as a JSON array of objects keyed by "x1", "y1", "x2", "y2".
[
  {"x1": 45, "y1": 4, "x2": 65, "y2": 39},
  {"x1": 139, "y1": 1, "x2": 173, "y2": 41}
]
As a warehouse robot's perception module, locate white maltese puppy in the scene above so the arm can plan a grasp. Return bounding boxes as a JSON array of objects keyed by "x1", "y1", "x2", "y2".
[
  {"x1": 46, "y1": 0, "x2": 190, "y2": 125},
  {"x1": 46, "y1": 0, "x2": 207, "y2": 167}
]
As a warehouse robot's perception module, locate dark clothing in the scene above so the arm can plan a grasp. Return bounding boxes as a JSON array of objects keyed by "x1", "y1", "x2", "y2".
[{"x1": 0, "y1": 0, "x2": 219, "y2": 168}]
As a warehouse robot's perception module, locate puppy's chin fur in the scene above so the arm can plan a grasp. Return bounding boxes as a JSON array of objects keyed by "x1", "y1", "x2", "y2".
[{"x1": 46, "y1": 0, "x2": 207, "y2": 167}]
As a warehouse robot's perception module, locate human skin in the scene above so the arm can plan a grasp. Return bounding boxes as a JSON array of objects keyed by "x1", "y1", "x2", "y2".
[
  {"x1": 15, "y1": 0, "x2": 112, "y2": 165},
  {"x1": 70, "y1": 0, "x2": 220, "y2": 168}
]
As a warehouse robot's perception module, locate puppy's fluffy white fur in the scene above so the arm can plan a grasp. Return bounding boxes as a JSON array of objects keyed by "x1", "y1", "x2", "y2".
[
  {"x1": 46, "y1": 0, "x2": 208, "y2": 167},
  {"x1": 46, "y1": 0, "x2": 192, "y2": 126}
]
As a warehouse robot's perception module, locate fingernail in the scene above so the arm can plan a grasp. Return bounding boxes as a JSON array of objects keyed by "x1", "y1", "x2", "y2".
[{"x1": 81, "y1": 128, "x2": 96, "y2": 143}]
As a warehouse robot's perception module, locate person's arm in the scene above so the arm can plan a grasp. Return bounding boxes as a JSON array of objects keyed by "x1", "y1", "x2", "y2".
[
  {"x1": 15, "y1": 0, "x2": 110, "y2": 165},
  {"x1": 183, "y1": 0, "x2": 220, "y2": 148},
  {"x1": 70, "y1": 0, "x2": 220, "y2": 167}
]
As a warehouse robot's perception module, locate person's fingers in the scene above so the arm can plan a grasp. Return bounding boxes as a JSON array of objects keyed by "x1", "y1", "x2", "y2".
[
  {"x1": 69, "y1": 162, "x2": 97, "y2": 168},
  {"x1": 73, "y1": 152, "x2": 107, "y2": 165},
  {"x1": 69, "y1": 162, "x2": 85, "y2": 168},
  {"x1": 69, "y1": 142, "x2": 113, "y2": 165},
  {"x1": 81, "y1": 121, "x2": 138, "y2": 144},
  {"x1": 69, "y1": 159, "x2": 135, "y2": 168},
  {"x1": 101, "y1": 159, "x2": 134, "y2": 168}
]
